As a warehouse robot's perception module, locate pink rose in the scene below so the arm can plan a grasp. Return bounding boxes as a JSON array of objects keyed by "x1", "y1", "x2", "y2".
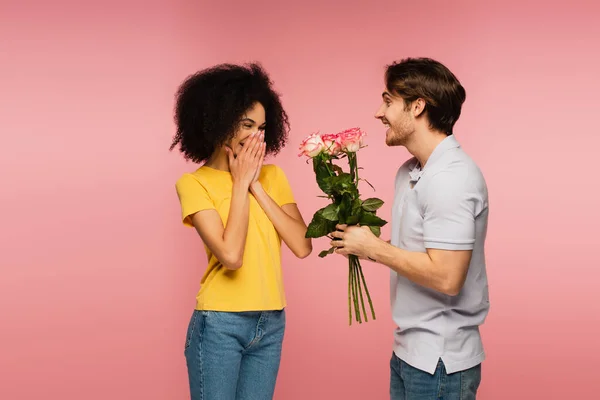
[
  {"x1": 298, "y1": 132, "x2": 325, "y2": 157},
  {"x1": 320, "y1": 133, "x2": 343, "y2": 156},
  {"x1": 338, "y1": 127, "x2": 366, "y2": 152}
]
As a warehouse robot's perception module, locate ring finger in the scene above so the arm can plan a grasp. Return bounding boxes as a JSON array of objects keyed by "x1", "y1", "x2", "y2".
[{"x1": 330, "y1": 240, "x2": 344, "y2": 248}]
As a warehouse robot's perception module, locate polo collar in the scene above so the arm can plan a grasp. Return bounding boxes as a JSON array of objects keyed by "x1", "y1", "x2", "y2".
[{"x1": 408, "y1": 134, "x2": 461, "y2": 183}]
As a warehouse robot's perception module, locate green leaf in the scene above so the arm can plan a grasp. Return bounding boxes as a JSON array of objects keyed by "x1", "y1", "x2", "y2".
[
  {"x1": 337, "y1": 195, "x2": 353, "y2": 224},
  {"x1": 369, "y1": 226, "x2": 381, "y2": 237},
  {"x1": 351, "y1": 199, "x2": 363, "y2": 215},
  {"x1": 362, "y1": 198, "x2": 384, "y2": 212},
  {"x1": 342, "y1": 199, "x2": 363, "y2": 226},
  {"x1": 359, "y1": 212, "x2": 388, "y2": 227},
  {"x1": 313, "y1": 157, "x2": 334, "y2": 194},
  {"x1": 346, "y1": 215, "x2": 360, "y2": 225},
  {"x1": 306, "y1": 215, "x2": 331, "y2": 238},
  {"x1": 324, "y1": 173, "x2": 356, "y2": 196},
  {"x1": 318, "y1": 247, "x2": 336, "y2": 258},
  {"x1": 319, "y1": 203, "x2": 339, "y2": 221}
]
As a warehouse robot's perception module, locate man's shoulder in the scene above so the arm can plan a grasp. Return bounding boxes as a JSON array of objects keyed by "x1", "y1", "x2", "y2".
[
  {"x1": 432, "y1": 148, "x2": 485, "y2": 179},
  {"x1": 422, "y1": 150, "x2": 488, "y2": 203}
]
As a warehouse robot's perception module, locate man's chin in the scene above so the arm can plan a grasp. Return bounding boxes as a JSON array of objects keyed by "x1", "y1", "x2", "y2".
[
  {"x1": 385, "y1": 136, "x2": 398, "y2": 147},
  {"x1": 385, "y1": 131, "x2": 393, "y2": 146}
]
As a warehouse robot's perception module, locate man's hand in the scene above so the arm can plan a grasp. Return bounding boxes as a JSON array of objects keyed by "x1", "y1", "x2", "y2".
[{"x1": 329, "y1": 224, "x2": 379, "y2": 260}]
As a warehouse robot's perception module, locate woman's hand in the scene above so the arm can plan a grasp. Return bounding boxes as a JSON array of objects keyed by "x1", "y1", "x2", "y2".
[
  {"x1": 251, "y1": 130, "x2": 266, "y2": 185},
  {"x1": 226, "y1": 131, "x2": 264, "y2": 188}
]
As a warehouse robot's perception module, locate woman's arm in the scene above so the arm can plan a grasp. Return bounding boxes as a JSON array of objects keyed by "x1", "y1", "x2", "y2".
[
  {"x1": 250, "y1": 181, "x2": 312, "y2": 259},
  {"x1": 189, "y1": 132, "x2": 264, "y2": 270},
  {"x1": 190, "y1": 181, "x2": 250, "y2": 270}
]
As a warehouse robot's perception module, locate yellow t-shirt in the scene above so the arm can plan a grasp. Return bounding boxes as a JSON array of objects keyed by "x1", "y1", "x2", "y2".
[{"x1": 175, "y1": 164, "x2": 296, "y2": 312}]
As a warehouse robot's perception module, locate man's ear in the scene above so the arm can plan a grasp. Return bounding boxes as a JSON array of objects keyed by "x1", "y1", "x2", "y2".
[{"x1": 413, "y1": 98, "x2": 426, "y2": 118}]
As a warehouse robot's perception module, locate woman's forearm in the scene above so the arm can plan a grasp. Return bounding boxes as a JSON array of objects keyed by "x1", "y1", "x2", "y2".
[
  {"x1": 250, "y1": 182, "x2": 312, "y2": 258},
  {"x1": 221, "y1": 181, "x2": 251, "y2": 269}
]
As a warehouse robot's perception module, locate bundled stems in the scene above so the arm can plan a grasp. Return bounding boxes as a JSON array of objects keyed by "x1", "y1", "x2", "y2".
[
  {"x1": 358, "y1": 257, "x2": 376, "y2": 320},
  {"x1": 345, "y1": 152, "x2": 376, "y2": 325},
  {"x1": 355, "y1": 258, "x2": 368, "y2": 321},
  {"x1": 348, "y1": 254, "x2": 376, "y2": 325},
  {"x1": 348, "y1": 256, "x2": 354, "y2": 325}
]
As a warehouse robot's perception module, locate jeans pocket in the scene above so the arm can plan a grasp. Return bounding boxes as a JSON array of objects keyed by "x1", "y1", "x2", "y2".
[
  {"x1": 184, "y1": 310, "x2": 200, "y2": 350},
  {"x1": 460, "y1": 364, "x2": 482, "y2": 400}
]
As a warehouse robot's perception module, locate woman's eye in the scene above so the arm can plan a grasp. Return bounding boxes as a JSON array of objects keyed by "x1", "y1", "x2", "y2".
[{"x1": 243, "y1": 124, "x2": 253, "y2": 129}]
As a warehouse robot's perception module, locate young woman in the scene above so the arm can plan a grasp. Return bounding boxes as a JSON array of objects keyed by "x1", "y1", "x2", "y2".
[{"x1": 170, "y1": 63, "x2": 312, "y2": 400}]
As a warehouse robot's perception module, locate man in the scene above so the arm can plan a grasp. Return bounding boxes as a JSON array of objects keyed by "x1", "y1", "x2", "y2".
[{"x1": 330, "y1": 58, "x2": 490, "y2": 399}]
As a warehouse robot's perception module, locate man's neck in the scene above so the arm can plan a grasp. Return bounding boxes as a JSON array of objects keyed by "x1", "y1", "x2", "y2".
[{"x1": 405, "y1": 130, "x2": 448, "y2": 168}]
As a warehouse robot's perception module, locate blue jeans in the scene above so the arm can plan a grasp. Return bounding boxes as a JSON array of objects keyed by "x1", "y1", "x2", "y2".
[
  {"x1": 184, "y1": 309, "x2": 285, "y2": 400},
  {"x1": 390, "y1": 352, "x2": 481, "y2": 400}
]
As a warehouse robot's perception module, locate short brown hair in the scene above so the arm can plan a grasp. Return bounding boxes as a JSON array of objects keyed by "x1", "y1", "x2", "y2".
[{"x1": 385, "y1": 58, "x2": 466, "y2": 135}]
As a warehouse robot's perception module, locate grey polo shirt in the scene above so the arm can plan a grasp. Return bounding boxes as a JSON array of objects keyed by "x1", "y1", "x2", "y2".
[{"x1": 390, "y1": 134, "x2": 490, "y2": 375}]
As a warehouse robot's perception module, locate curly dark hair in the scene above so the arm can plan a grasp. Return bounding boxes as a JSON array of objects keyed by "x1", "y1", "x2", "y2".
[{"x1": 170, "y1": 62, "x2": 290, "y2": 163}]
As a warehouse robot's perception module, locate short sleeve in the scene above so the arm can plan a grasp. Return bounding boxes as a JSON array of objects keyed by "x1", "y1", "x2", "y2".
[
  {"x1": 175, "y1": 173, "x2": 215, "y2": 227},
  {"x1": 421, "y1": 169, "x2": 480, "y2": 251},
  {"x1": 269, "y1": 165, "x2": 296, "y2": 207}
]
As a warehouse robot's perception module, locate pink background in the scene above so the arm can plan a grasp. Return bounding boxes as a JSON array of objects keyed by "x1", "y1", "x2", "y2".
[{"x1": 2, "y1": 1, "x2": 599, "y2": 399}]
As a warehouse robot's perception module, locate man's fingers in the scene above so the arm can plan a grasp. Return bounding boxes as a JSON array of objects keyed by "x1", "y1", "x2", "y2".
[
  {"x1": 330, "y1": 231, "x2": 343, "y2": 239},
  {"x1": 334, "y1": 247, "x2": 347, "y2": 256},
  {"x1": 330, "y1": 239, "x2": 344, "y2": 248}
]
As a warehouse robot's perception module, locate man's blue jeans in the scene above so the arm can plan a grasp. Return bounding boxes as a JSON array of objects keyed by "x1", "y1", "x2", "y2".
[
  {"x1": 184, "y1": 309, "x2": 285, "y2": 400},
  {"x1": 390, "y1": 352, "x2": 481, "y2": 400}
]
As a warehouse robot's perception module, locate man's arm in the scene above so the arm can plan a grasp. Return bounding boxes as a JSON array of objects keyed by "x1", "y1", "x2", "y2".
[
  {"x1": 332, "y1": 167, "x2": 481, "y2": 296},
  {"x1": 331, "y1": 226, "x2": 471, "y2": 296},
  {"x1": 368, "y1": 239, "x2": 471, "y2": 296}
]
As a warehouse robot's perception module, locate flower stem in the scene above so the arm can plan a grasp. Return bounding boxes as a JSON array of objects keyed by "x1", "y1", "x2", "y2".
[
  {"x1": 351, "y1": 255, "x2": 362, "y2": 324},
  {"x1": 354, "y1": 153, "x2": 359, "y2": 186},
  {"x1": 348, "y1": 259, "x2": 352, "y2": 326},
  {"x1": 350, "y1": 257, "x2": 355, "y2": 323},
  {"x1": 357, "y1": 259, "x2": 376, "y2": 320},
  {"x1": 355, "y1": 257, "x2": 368, "y2": 322}
]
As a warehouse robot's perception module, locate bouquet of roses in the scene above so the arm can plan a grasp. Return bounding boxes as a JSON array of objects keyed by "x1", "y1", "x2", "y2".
[{"x1": 299, "y1": 127, "x2": 387, "y2": 325}]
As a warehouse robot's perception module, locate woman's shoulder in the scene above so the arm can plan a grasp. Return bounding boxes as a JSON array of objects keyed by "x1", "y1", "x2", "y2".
[
  {"x1": 260, "y1": 163, "x2": 290, "y2": 182},
  {"x1": 175, "y1": 167, "x2": 219, "y2": 194},
  {"x1": 177, "y1": 165, "x2": 228, "y2": 183}
]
